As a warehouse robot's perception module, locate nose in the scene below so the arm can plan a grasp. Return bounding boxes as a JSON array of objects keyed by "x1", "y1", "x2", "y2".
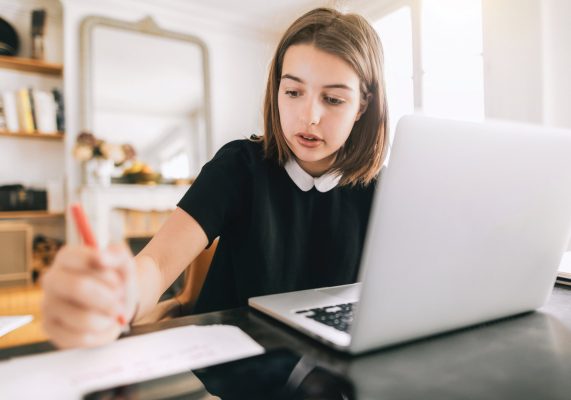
[{"x1": 301, "y1": 97, "x2": 322, "y2": 126}]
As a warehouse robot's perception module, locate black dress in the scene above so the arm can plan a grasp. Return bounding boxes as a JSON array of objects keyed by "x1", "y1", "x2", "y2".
[{"x1": 177, "y1": 139, "x2": 377, "y2": 314}]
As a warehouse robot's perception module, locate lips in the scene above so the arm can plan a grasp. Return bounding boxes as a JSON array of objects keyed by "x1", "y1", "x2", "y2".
[
  {"x1": 294, "y1": 132, "x2": 323, "y2": 148},
  {"x1": 295, "y1": 132, "x2": 322, "y2": 142}
]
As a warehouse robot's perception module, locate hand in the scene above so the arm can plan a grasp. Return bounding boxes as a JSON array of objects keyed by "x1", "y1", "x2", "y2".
[{"x1": 41, "y1": 244, "x2": 138, "y2": 349}]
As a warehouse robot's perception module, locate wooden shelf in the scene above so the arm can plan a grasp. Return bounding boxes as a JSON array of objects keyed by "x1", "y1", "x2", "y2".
[
  {"x1": 0, "y1": 211, "x2": 65, "y2": 220},
  {"x1": 0, "y1": 130, "x2": 64, "y2": 141},
  {"x1": 0, "y1": 55, "x2": 63, "y2": 76}
]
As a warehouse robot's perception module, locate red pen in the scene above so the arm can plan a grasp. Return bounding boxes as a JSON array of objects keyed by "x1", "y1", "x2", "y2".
[
  {"x1": 70, "y1": 203, "x2": 98, "y2": 248},
  {"x1": 70, "y1": 203, "x2": 128, "y2": 327}
]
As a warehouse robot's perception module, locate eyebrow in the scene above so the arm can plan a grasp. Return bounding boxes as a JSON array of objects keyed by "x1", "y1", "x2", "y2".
[{"x1": 281, "y1": 74, "x2": 354, "y2": 91}]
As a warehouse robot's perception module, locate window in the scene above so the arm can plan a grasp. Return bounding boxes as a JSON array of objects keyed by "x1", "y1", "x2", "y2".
[
  {"x1": 374, "y1": 0, "x2": 484, "y2": 127},
  {"x1": 373, "y1": 6, "x2": 414, "y2": 139},
  {"x1": 421, "y1": 0, "x2": 484, "y2": 120}
]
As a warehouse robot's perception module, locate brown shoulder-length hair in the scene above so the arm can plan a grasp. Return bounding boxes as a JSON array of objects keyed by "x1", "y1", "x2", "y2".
[{"x1": 262, "y1": 7, "x2": 389, "y2": 187}]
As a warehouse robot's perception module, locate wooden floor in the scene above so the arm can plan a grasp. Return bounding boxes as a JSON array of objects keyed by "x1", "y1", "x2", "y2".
[{"x1": 0, "y1": 285, "x2": 48, "y2": 349}]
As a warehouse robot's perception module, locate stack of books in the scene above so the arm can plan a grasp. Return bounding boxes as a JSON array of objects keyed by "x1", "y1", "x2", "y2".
[{"x1": 0, "y1": 88, "x2": 64, "y2": 134}]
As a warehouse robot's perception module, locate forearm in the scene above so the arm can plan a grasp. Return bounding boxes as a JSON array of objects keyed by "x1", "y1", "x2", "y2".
[
  {"x1": 131, "y1": 253, "x2": 166, "y2": 323},
  {"x1": 127, "y1": 208, "x2": 209, "y2": 323}
]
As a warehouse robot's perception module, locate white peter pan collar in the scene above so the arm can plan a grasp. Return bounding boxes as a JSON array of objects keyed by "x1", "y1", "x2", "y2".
[{"x1": 284, "y1": 158, "x2": 342, "y2": 193}]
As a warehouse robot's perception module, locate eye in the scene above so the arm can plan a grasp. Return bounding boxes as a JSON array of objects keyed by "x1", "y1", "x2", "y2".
[
  {"x1": 285, "y1": 89, "x2": 301, "y2": 98},
  {"x1": 324, "y1": 96, "x2": 345, "y2": 105}
]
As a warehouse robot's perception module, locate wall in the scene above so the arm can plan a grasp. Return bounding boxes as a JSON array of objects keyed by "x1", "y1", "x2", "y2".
[
  {"x1": 542, "y1": 0, "x2": 571, "y2": 129},
  {"x1": 60, "y1": 0, "x2": 276, "y2": 243},
  {"x1": 482, "y1": 0, "x2": 571, "y2": 128},
  {"x1": 481, "y1": 0, "x2": 543, "y2": 124}
]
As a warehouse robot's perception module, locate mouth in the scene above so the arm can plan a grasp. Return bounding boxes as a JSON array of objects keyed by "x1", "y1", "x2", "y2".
[{"x1": 295, "y1": 132, "x2": 322, "y2": 142}]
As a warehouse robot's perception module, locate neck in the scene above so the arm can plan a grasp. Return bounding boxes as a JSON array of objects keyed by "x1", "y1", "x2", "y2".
[{"x1": 296, "y1": 154, "x2": 336, "y2": 177}]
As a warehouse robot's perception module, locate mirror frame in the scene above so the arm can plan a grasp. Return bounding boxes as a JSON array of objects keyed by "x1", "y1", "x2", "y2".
[{"x1": 79, "y1": 15, "x2": 213, "y2": 169}]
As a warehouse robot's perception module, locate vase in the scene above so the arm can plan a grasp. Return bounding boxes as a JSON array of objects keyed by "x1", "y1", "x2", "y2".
[{"x1": 83, "y1": 158, "x2": 113, "y2": 186}]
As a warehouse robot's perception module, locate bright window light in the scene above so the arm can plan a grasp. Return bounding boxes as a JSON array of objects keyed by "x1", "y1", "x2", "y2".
[
  {"x1": 374, "y1": 6, "x2": 415, "y2": 139},
  {"x1": 422, "y1": 0, "x2": 484, "y2": 120}
]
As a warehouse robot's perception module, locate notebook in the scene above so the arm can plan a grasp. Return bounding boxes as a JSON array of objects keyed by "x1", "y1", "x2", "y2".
[{"x1": 249, "y1": 114, "x2": 571, "y2": 354}]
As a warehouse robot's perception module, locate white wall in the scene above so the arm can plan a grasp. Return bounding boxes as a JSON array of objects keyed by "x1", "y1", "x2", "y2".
[
  {"x1": 482, "y1": 0, "x2": 571, "y2": 128},
  {"x1": 481, "y1": 0, "x2": 543, "y2": 124},
  {"x1": 0, "y1": 0, "x2": 63, "y2": 63},
  {"x1": 542, "y1": 0, "x2": 571, "y2": 129}
]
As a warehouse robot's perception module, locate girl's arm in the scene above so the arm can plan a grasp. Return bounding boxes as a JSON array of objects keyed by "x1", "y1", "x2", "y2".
[{"x1": 133, "y1": 207, "x2": 208, "y2": 323}]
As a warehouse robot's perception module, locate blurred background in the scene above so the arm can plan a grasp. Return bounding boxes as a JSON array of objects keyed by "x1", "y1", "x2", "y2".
[{"x1": 0, "y1": 0, "x2": 569, "y2": 347}]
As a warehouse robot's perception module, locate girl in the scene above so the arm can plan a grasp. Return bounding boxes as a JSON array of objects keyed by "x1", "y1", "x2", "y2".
[{"x1": 42, "y1": 7, "x2": 389, "y2": 348}]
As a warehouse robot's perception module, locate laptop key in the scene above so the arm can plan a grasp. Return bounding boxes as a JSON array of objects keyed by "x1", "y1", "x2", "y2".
[{"x1": 297, "y1": 302, "x2": 357, "y2": 333}]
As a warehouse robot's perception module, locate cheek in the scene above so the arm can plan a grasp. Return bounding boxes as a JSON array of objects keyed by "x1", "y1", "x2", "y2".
[
  {"x1": 278, "y1": 98, "x2": 295, "y2": 133},
  {"x1": 327, "y1": 108, "x2": 359, "y2": 138}
]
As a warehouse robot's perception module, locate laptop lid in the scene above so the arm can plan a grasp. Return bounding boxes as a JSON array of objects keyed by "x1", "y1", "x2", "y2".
[{"x1": 349, "y1": 115, "x2": 571, "y2": 353}]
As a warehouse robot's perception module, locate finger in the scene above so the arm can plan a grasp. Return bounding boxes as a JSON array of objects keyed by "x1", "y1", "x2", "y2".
[
  {"x1": 100, "y1": 244, "x2": 133, "y2": 274},
  {"x1": 43, "y1": 315, "x2": 121, "y2": 349},
  {"x1": 53, "y1": 245, "x2": 102, "y2": 271},
  {"x1": 52, "y1": 246, "x2": 123, "y2": 289},
  {"x1": 44, "y1": 295, "x2": 117, "y2": 334},
  {"x1": 43, "y1": 269, "x2": 123, "y2": 317},
  {"x1": 90, "y1": 268, "x2": 123, "y2": 289}
]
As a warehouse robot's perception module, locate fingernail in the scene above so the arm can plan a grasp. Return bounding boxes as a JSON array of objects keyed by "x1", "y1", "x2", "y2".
[{"x1": 117, "y1": 314, "x2": 126, "y2": 325}]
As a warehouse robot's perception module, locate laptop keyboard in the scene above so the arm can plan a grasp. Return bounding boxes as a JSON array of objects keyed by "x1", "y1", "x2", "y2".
[{"x1": 295, "y1": 302, "x2": 356, "y2": 333}]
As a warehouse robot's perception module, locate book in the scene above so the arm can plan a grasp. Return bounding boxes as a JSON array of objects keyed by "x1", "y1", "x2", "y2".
[
  {"x1": 31, "y1": 89, "x2": 57, "y2": 133},
  {"x1": 0, "y1": 315, "x2": 33, "y2": 337},
  {"x1": 1, "y1": 91, "x2": 20, "y2": 132},
  {"x1": 52, "y1": 88, "x2": 65, "y2": 132},
  {"x1": 28, "y1": 88, "x2": 38, "y2": 131},
  {"x1": 16, "y1": 88, "x2": 35, "y2": 133}
]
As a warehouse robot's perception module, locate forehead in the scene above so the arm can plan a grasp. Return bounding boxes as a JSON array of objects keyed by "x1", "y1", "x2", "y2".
[{"x1": 281, "y1": 44, "x2": 360, "y2": 88}]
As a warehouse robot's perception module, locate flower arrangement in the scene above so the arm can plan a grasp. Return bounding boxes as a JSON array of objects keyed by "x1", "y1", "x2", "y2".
[{"x1": 73, "y1": 132, "x2": 136, "y2": 166}]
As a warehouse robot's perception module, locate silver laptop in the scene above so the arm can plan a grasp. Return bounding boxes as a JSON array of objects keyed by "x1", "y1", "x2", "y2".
[{"x1": 249, "y1": 114, "x2": 571, "y2": 354}]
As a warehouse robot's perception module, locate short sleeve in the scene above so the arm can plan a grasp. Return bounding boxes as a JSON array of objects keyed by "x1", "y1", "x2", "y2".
[{"x1": 177, "y1": 140, "x2": 251, "y2": 246}]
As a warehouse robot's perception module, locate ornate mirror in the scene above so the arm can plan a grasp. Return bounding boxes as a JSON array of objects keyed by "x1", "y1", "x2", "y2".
[{"x1": 80, "y1": 16, "x2": 212, "y2": 184}]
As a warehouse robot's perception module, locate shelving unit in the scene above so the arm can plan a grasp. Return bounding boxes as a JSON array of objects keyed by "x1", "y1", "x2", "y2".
[
  {"x1": 0, "y1": 130, "x2": 64, "y2": 141},
  {"x1": 0, "y1": 211, "x2": 64, "y2": 220},
  {"x1": 0, "y1": 55, "x2": 63, "y2": 76},
  {"x1": 0, "y1": 55, "x2": 65, "y2": 141},
  {"x1": 0, "y1": 7, "x2": 67, "y2": 274}
]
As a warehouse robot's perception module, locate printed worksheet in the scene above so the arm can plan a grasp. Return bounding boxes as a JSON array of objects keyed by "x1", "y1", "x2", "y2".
[{"x1": 0, "y1": 324, "x2": 264, "y2": 399}]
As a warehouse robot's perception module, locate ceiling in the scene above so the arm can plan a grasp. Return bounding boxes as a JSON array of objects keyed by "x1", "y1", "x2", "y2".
[{"x1": 136, "y1": 0, "x2": 377, "y2": 37}]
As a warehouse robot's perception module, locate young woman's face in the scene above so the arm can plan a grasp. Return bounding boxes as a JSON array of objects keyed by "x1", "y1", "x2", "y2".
[{"x1": 278, "y1": 43, "x2": 364, "y2": 177}]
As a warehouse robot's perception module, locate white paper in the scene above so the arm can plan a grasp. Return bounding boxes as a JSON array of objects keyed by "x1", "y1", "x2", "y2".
[
  {"x1": 0, "y1": 324, "x2": 264, "y2": 399},
  {"x1": 0, "y1": 315, "x2": 33, "y2": 337},
  {"x1": 558, "y1": 251, "x2": 571, "y2": 278}
]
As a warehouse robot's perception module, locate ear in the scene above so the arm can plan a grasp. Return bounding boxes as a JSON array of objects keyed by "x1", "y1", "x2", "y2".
[{"x1": 355, "y1": 93, "x2": 371, "y2": 122}]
